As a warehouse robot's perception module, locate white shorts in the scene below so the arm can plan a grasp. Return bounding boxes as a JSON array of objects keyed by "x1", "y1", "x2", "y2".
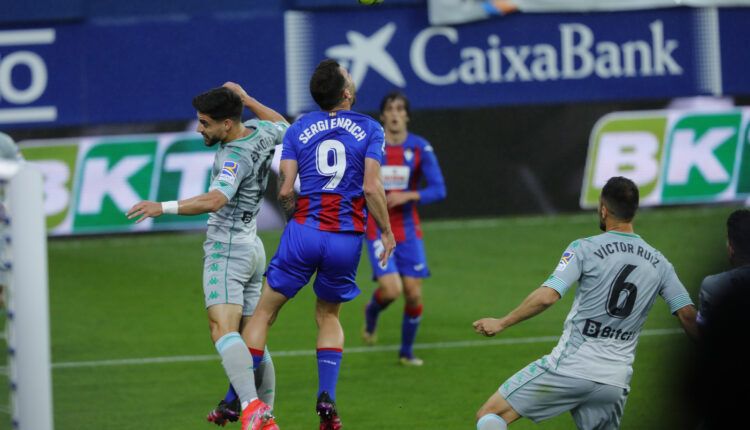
[
  {"x1": 499, "y1": 358, "x2": 629, "y2": 429},
  {"x1": 202, "y1": 236, "x2": 265, "y2": 316}
]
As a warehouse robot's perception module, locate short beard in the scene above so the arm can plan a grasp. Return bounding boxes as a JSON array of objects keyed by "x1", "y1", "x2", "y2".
[{"x1": 204, "y1": 136, "x2": 221, "y2": 147}]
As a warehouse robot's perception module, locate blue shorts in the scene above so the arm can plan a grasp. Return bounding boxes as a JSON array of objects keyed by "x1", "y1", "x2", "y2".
[
  {"x1": 365, "y1": 236, "x2": 430, "y2": 279},
  {"x1": 266, "y1": 222, "x2": 363, "y2": 303}
]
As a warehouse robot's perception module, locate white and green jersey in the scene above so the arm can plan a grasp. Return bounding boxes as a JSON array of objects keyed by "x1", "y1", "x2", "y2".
[
  {"x1": 207, "y1": 119, "x2": 288, "y2": 243},
  {"x1": 540, "y1": 231, "x2": 693, "y2": 389}
]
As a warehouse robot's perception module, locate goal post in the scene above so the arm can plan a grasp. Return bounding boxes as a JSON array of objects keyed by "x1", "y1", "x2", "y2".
[{"x1": 2, "y1": 160, "x2": 53, "y2": 430}]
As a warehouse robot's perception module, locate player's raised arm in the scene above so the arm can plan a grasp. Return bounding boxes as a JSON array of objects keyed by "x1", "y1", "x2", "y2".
[
  {"x1": 364, "y1": 157, "x2": 395, "y2": 265},
  {"x1": 473, "y1": 286, "x2": 561, "y2": 337},
  {"x1": 223, "y1": 82, "x2": 287, "y2": 124}
]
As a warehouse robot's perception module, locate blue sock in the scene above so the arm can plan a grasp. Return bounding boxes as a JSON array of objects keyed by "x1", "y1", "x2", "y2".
[
  {"x1": 249, "y1": 348, "x2": 264, "y2": 370},
  {"x1": 365, "y1": 289, "x2": 392, "y2": 333},
  {"x1": 400, "y1": 304, "x2": 423, "y2": 358},
  {"x1": 223, "y1": 384, "x2": 238, "y2": 403},
  {"x1": 317, "y1": 348, "x2": 343, "y2": 401}
]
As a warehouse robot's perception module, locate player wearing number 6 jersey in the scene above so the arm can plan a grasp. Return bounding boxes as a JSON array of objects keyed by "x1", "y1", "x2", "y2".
[
  {"x1": 472, "y1": 177, "x2": 699, "y2": 430},
  {"x1": 239, "y1": 59, "x2": 395, "y2": 430}
]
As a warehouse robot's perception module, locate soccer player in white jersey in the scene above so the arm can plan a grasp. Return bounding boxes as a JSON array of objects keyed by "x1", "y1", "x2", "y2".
[
  {"x1": 472, "y1": 176, "x2": 699, "y2": 430},
  {"x1": 127, "y1": 83, "x2": 287, "y2": 429}
]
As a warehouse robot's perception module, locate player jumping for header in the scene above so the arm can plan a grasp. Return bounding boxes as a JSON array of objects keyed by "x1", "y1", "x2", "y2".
[
  {"x1": 127, "y1": 84, "x2": 287, "y2": 429},
  {"x1": 237, "y1": 59, "x2": 395, "y2": 430}
]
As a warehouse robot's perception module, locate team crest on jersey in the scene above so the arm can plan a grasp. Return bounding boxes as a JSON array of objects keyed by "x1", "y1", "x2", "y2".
[
  {"x1": 404, "y1": 148, "x2": 413, "y2": 162},
  {"x1": 556, "y1": 250, "x2": 575, "y2": 271},
  {"x1": 218, "y1": 161, "x2": 238, "y2": 184}
]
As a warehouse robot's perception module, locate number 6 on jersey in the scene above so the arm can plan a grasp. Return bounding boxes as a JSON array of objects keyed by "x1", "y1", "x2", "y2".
[{"x1": 316, "y1": 139, "x2": 347, "y2": 190}]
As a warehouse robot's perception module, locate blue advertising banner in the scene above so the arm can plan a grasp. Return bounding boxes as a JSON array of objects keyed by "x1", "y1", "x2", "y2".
[
  {"x1": 285, "y1": 7, "x2": 742, "y2": 114},
  {"x1": 0, "y1": 14, "x2": 286, "y2": 128},
  {"x1": 1, "y1": 6, "x2": 748, "y2": 128}
]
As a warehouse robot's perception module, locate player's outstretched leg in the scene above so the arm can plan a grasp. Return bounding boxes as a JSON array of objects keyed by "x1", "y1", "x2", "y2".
[
  {"x1": 399, "y1": 277, "x2": 423, "y2": 366},
  {"x1": 240, "y1": 284, "x2": 288, "y2": 430},
  {"x1": 476, "y1": 392, "x2": 520, "y2": 429},
  {"x1": 363, "y1": 274, "x2": 400, "y2": 345}
]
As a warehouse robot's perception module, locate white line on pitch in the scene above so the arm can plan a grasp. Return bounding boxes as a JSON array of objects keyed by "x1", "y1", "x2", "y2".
[{"x1": 8, "y1": 328, "x2": 681, "y2": 371}]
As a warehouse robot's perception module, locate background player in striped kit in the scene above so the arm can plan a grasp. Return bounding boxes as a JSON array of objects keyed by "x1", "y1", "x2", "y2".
[
  {"x1": 362, "y1": 92, "x2": 446, "y2": 366},
  {"x1": 126, "y1": 84, "x2": 287, "y2": 429},
  {"x1": 472, "y1": 176, "x2": 698, "y2": 430},
  {"x1": 238, "y1": 59, "x2": 395, "y2": 430}
]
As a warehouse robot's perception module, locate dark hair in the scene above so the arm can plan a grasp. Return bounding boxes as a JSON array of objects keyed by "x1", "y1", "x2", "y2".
[
  {"x1": 310, "y1": 59, "x2": 346, "y2": 111},
  {"x1": 601, "y1": 176, "x2": 639, "y2": 221},
  {"x1": 191, "y1": 87, "x2": 242, "y2": 121},
  {"x1": 379, "y1": 91, "x2": 410, "y2": 117},
  {"x1": 728, "y1": 209, "x2": 750, "y2": 260}
]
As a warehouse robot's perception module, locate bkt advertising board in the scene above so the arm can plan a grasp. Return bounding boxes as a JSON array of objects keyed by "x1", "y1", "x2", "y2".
[
  {"x1": 20, "y1": 134, "x2": 284, "y2": 236},
  {"x1": 581, "y1": 108, "x2": 750, "y2": 208}
]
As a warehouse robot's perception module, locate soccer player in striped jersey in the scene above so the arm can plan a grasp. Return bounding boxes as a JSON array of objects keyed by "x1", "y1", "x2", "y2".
[
  {"x1": 238, "y1": 59, "x2": 395, "y2": 430},
  {"x1": 472, "y1": 177, "x2": 698, "y2": 430},
  {"x1": 362, "y1": 92, "x2": 446, "y2": 366}
]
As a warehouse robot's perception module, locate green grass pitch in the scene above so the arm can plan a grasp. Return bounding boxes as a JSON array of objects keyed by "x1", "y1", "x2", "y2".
[{"x1": 1, "y1": 206, "x2": 733, "y2": 429}]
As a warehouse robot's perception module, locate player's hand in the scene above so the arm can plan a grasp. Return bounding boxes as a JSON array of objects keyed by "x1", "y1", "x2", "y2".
[
  {"x1": 473, "y1": 318, "x2": 505, "y2": 337},
  {"x1": 222, "y1": 82, "x2": 251, "y2": 105},
  {"x1": 378, "y1": 230, "x2": 396, "y2": 267},
  {"x1": 126, "y1": 201, "x2": 163, "y2": 223},
  {"x1": 386, "y1": 191, "x2": 417, "y2": 209}
]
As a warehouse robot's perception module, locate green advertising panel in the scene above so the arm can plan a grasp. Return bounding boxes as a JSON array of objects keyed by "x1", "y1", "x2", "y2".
[
  {"x1": 582, "y1": 113, "x2": 667, "y2": 208},
  {"x1": 19, "y1": 132, "x2": 286, "y2": 236},
  {"x1": 72, "y1": 138, "x2": 157, "y2": 233},
  {"x1": 661, "y1": 112, "x2": 742, "y2": 203},
  {"x1": 736, "y1": 122, "x2": 750, "y2": 197},
  {"x1": 582, "y1": 108, "x2": 750, "y2": 208},
  {"x1": 21, "y1": 142, "x2": 80, "y2": 231},
  {"x1": 154, "y1": 137, "x2": 214, "y2": 228}
]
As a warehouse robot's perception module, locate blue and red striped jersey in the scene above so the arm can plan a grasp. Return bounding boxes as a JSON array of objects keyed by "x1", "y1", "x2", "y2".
[
  {"x1": 282, "y1": 110, "x2": 384, "y2": 232},
  {"x1": 366, "y1": 133, "x2": 446, "y2": 242}
]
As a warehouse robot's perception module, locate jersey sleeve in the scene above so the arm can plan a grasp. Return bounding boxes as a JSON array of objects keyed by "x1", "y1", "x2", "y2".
[
  {"x1": 417, "y1": 142, "x2": 447, "y2": 205},
  {"x1": 208, "y1": 149, "x2": 253, "y2": 201},
  {"x1": 281, "y1": 123, "x2": 298, "y2": 161},
  {"x1": 697, "y1": 274, "x2": 719, "y2": 326},
  {"x1": 365, "y1": 124, "x2": 385, "y2": 164},
  {"x1": 658, "y1": 260, "x2": 694, "y2": 314},
  {"x1": 542, "y1": 240, "x2": 583, "y2": 297}
]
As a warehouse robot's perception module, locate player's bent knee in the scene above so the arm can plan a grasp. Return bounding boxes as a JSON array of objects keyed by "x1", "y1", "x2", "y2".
[
  {"x1": 477, "y1": 392, "x2": 519, "y2": 424},
  {"x1": 208, "y1": 319, "x2": 236, "y2": 342}
]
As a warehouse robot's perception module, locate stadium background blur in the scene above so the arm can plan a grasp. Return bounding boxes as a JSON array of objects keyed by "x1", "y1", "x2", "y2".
[{"x1": 2, "y1": 1, "x2": 749, "y2": 429}]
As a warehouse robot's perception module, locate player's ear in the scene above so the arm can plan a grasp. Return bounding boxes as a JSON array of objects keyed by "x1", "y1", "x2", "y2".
[{"x1": 728, "y1": 239, "x2": 735, "y2": 259}]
